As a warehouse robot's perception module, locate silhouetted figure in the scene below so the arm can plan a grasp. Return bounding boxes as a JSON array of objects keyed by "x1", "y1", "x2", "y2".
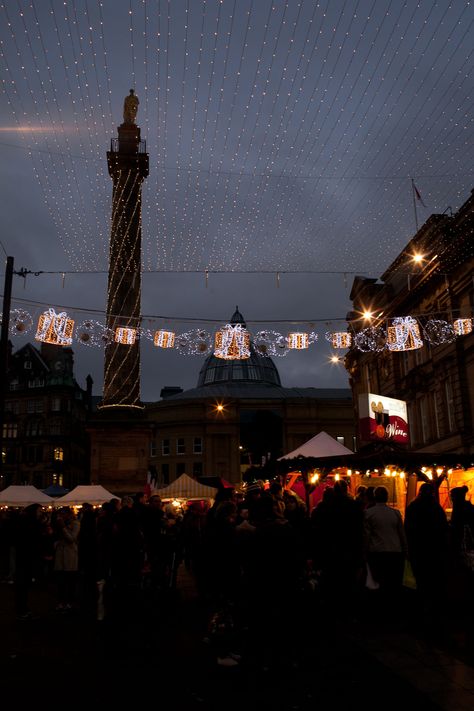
[
  {"x1": 405, "y1": 482, "x2": 449, "y2": 623},
  {"x1": 54, "y1": 507, "x2": 80, "y2": 611}
]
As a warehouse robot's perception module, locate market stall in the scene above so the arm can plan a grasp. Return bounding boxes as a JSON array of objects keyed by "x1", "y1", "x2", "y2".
[
  {"x1": 54, "y1": 484, "x2": 118, "y2": 507},
  {"x1": 0, "y1": 485, "x2": 55, "y2": 507}
]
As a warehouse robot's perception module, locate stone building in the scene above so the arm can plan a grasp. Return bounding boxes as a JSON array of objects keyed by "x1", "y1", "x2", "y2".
[
  {"x1": 2, "y1": 342, "x2": 92, "y2": 489},
  {"x1": 346, "y1": 188, "x2": 474, "y2": 454}
]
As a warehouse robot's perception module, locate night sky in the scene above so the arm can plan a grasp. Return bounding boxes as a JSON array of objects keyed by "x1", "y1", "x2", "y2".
[{"x1": 1, "y1": 0, "x2": 473, "y2": 399}]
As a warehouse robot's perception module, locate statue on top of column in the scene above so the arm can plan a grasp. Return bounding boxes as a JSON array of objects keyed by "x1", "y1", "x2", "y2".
[{"x1": 123, "y1": 89, "x2": 139, "y2": 125}]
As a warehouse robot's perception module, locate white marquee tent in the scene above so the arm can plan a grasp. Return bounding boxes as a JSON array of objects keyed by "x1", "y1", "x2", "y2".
[
  {"x1": 156, "y1": 473, "x2": 218, "y2": 500},
  {"x1": 278, "y1": 431, "x2": 353, "y2": 460},
  {"x1": 54, "y1": 485, "x2": 118, "y2": 506},
  {"x1": 0, "y1": 485, "x2": 55, "y2": 507}
]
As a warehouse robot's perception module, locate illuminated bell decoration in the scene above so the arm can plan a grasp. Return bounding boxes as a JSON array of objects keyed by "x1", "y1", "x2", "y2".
[
  {"x1": 214, "y1": 323, "x2": 250, "y2": 360},
  {"x1": 114, "y1": 327, "x2": 137, "y2": 345},
  {"x1": 154, "y1": 330, "x2": 175, "y2": 348},
  {"x1": 387, "y1": 316, "x2": 423, "y2": 351},
  {"x1": 35, "y1": 308, "x2": 74, "y2": 346},
  {"x1": 453, "y1": 318, "x2": 473, "y2": 336},
  {"x1": 327, "y1": 332, "x2": 352, "y2": 349},
  {"x1": 287, "y1": 332, "x2": 309, "y2": 349}
]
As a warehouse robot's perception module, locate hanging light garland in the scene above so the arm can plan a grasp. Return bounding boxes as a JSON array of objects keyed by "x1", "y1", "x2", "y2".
[
  {"x1": 423, "y1": 319, "x2": 457, "y2": 346},
  {"x1": 254, "y1": 330, "x2": 289, "y2": 357},
  {"x1": 176, "y1": 329, "x2": 213, "y2": 356},
  {"x1": 386, "y1": 316, "x2": 423, "y2": 352},
  {"x1": 325, "y1": 331, "x2": 352, "y2": 349},
  {"x1": 214, "y1": 323, "x2": 251, "y2": 360},
  {"x1": 153, "y1": 330, "x2": 176, "y2": 348},
  {"x1": 9, "y1": 309, "x2": 33, "y2": 336},
  {"x1": 114, "y1": 327, "x2": 138, "y2": 345},
  {"x1": 35, "y1": 308, "x2": 74, "y2": 346},
  {"x1": 354, "y1": 326, "x2": 387, "y2": 352},
  {"x1": 453, "y1": 318, "x2": 473, "y2": 336}
]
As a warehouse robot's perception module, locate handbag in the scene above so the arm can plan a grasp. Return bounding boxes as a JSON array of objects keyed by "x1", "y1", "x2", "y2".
[{"x1": 365, "y1": 562, "x2": 379, "y2": 590}]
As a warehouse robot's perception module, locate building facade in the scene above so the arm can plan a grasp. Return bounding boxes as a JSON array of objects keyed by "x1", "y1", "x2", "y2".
[
  {"x1": 346, "y1": 188, "x2": 474, "y2": 454},
  {"x1": 1, "y1": 341, "x2": 92, "y2": 489}
]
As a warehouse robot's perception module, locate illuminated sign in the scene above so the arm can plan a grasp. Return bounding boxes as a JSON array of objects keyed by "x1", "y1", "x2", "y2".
[{"x1": 358, "y1": 393, "x2": 409, "y2": 445}]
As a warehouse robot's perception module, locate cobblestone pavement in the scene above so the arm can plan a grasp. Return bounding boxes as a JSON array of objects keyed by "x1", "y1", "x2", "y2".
[{"x1": 0, "y1": 569, "x2": 472, "y2": 710}]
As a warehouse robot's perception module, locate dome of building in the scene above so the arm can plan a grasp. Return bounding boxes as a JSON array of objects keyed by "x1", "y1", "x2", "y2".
[{"x1": 197, "y1": 307, "x2": 282, "y2": 387}]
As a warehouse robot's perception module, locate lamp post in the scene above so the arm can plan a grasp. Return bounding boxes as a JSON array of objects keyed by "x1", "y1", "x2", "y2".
[{"x1": 0, "y1": 256, "x2": 14, "y2": 479}]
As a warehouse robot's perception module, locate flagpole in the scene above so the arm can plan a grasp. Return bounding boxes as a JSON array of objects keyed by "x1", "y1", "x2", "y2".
[{"x1": 411, "y1": 178, "x2": 419, "y2": 232}]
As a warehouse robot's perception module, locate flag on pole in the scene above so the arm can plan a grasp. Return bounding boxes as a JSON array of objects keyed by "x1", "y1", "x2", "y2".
[{"x1": 413, "y1": 182, "x2": 426, "y2": 208}]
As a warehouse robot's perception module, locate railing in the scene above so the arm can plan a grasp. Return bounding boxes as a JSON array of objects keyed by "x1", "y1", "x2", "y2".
[{"x1": 110, "y1": 138, "x2": 147, "y2": 153}]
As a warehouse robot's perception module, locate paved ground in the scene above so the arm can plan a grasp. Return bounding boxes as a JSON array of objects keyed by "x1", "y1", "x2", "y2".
[{"x1": 0, "y1": 569, "x2": 473, "y2": 710}]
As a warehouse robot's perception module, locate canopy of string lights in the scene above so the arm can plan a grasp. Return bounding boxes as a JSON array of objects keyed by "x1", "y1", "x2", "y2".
[{"x1": 1, "y1": 0, "x2": 472, "y2": 275}]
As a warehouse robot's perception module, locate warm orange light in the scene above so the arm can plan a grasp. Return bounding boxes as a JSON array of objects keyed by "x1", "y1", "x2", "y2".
[
  {"x1": 363, "y1": 310, "x2": 373, "y2": 320},
  {"x1": 330, "y1": 355, "x2": 341, "y2": 364},
  {"x1": 412, "y1": 253, "x2": 424, "y2": 264}
]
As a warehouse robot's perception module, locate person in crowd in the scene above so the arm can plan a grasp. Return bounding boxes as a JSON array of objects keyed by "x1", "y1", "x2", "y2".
[
  {"x1": 448, "y1": 485, "x2": 474, "y2": 645},
  {"x1": 311, "y1": 480, "x2": 364, "y2": 614},
  {"x1": 246, "y1": 492, "x2": 305, "y2": 670},
  {"x1": 269, "y1": 480, "x2": 285, "y2": 518},
  {"x1": 144, "y1": 494, "x2": 166, "y2": 591},
  {"x1": 405, "y1": 482, "x2": 449, "y2": 623},
  {"x1": 54, "y1": 506, "x2": 81, "y2": 612},
  {"x1": 13, "y1": 503, "x2": 42, "y2": 620},
  {"x1": 78, "y1": 503, "x2": 97, "y2": 612},
  {"x1": 364, "y1": 486, "x2": 407, "y2": 612},
  {"x1": 114, "y1": 496, "x2": 144, "y2": 605}
]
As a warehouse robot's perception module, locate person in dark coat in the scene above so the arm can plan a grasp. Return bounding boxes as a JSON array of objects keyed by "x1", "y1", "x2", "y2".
[{"x1": 405, "y1": 482, "x2": 449, "y2": 615}]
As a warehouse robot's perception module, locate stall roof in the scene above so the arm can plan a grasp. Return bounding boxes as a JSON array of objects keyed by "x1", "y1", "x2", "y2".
[
  {"x1": 54, "y1": 485, "x2": 118, "y2": 506},
  {"x1": 0, "y1": 485, "x2": 55, "y2": 507},
  {"x1": 278, "y1": 431, "x2": 353, "y2": 460},
  {"x1": 156, "y1": 473, "x2": 218, "y2": 500}
]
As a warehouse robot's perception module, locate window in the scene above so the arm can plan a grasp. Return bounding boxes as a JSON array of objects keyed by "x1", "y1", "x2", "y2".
[
  {"x1": 25, "y1": 421, "x2": 43, "y2": 437},
  {"x1": 27, "y1": 399, "x2": 43, "y2": 414},
  {"x1": 193, "y1": 437, "x2": 203, "y2": 454},
  {"x1": 51, "y1": 397, "x2": 61, "y2": 412},
  {"x1": 53, "y1": 447, "x2": 64, "y2": 462},
  {"x1": 25, "y1": 445, "x2": 43, "y2": 465},
  {"x1": 9, "y1": 378, "x2": 19, "y2": 391},
  {"x1": 49, "y1": 421, "x2": 61, "y2": 436},
  {"x1": 162, "y1": 463, "x2": 170, "y2": 485},
  {"x1": 177, "y1": 438, "x2": 186, "y2": 455},
  {"x1": 3, "y1": 423, "x2": 18, "y2": 438},
  {"x1": 193, "y1": 462, "x2": 203, "y2": 478},
  {"x1": 419, "y1": 396, "x2": 431, "y2": 444},
  {"x1": 28, "y1": 378, "x2": 44, "y2": 388},
  {"x1": 150, "y1": 440, "x2": 157, "y2": 457},
  {"x1": 176, "y1": 462, "x2": 186, "y2": 476},
  {"x1": 5, "y1": 400, "x2": 20, "y2": 414},
  {"x1": 162, "y1": 439, "x2": 170, "y2": 456},
  {"x1": 24, "y1": 360, "x2": 32, "y2": 370},
  {"x1": 352, "y1": 436, "x2": 357, "y2": 452},
  {"x1": 444, "y1": 377, "x2": 455, "y2": 433},
  {"x1": 336, "y1": 436, "x2": 345, "y2": 446}
]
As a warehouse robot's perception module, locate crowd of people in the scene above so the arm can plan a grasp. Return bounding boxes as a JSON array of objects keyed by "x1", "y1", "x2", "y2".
[{"x1": 1, "y1": 478, "x2": 473, "y2": 668}]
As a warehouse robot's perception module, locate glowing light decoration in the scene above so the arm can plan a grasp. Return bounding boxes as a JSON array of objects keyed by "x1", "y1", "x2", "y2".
[
  {"x1": 326, "y1": 332, "x2": 352, "y2": 349},
  {"x1": 453, "y1": 318, "x2": 473, "y2": 336},
  {"x1": 176, "y1": 330, "x2": 212, "y2": 356},
  {"x1": 154, "y1": 330, "x2": 175, "y2": 348},
  {"x1": 76, "y1": 320, "x2": 112, "y2": 348},
  {"x1": 254, "y1": 330, "x2": 289, "y2": 357},
  {"x1": 354, "y1": 327, "x2": 386, "y2": 352},
  {"x1": 35, "y1": 309, "x2": 74, "y2": 346},
  {"x1": 287, "y1": 332, "x2": 309, "y2": 349},
  {"x1": 9, "y1": 309, "x2": 33, "y2": 336},
  {"x1": 214, "y1": 324, "x2": 251, "y2": 360},
  {"x1": 114, "y1": 327, "x2": 137, "y2": 345},
  {"x1": 423, "y1": 320, "x2": 456, "y2": 346},
  {"x1": 387, "y1": 317, "x2": 423, "y2": 351}
]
